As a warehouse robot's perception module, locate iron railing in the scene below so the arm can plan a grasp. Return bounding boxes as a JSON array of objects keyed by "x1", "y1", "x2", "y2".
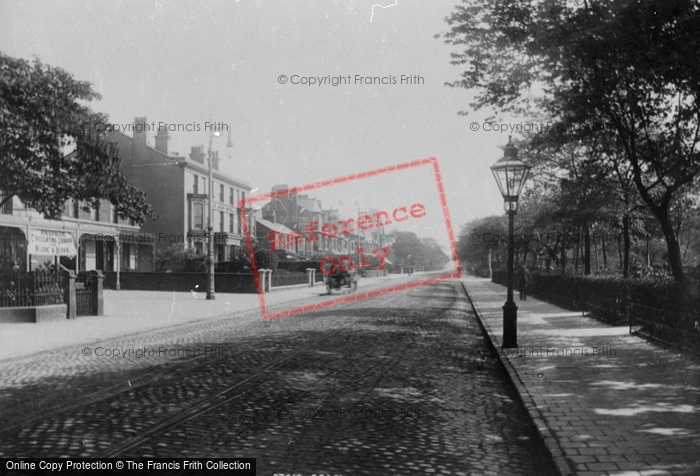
[
  {"x1": 629, "y1": 302, "x2": 700, "y2": 355},
  {"x1": 0, "y1": 271, "x2": 64, "y2": 308},
  {"x1": 270, "y1": 272, "x2": 308, "y2": 287},
  {"x1": 75, "y1": 273, "x2": 96, "y2": 317}
]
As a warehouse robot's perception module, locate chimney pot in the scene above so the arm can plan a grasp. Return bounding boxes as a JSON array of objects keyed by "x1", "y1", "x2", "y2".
[
  {"x1": 189, "y1": 145, "x2": 206, "y2": 164},
  {"x1": 133, "y1": 117, "x2": 148, "y2": 148},
  {"x1": 155, "y1": 125, "x2": 170, "y2": 154}
]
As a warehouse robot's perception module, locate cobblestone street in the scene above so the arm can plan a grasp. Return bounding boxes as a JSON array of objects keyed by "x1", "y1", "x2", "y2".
[{"x1": 0, "y1": 281, "x2": 556, "y2": 475}]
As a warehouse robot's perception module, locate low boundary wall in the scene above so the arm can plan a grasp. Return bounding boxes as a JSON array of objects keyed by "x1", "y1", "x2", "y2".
[{"x1": 104, "y1": 272, "x2": 258, "y2": 294}]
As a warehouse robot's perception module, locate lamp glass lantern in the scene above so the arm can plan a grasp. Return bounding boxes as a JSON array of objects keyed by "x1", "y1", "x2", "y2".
[{"x1": 490, "y1": 138, "x2": 530, "y2": 212}]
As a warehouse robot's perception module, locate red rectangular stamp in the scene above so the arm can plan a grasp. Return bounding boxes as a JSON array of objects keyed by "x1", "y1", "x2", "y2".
[{"x1": 240, "y1": 157, "x2": 461, "y2": 320}]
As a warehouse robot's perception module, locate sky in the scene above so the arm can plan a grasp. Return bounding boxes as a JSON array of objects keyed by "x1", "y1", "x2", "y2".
[{"x1": 0, "y1": 0, "x2": 524, "y2": 253}]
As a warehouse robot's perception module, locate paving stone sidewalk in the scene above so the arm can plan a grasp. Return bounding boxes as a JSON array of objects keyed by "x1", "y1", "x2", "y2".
[
  {"x1": 461, "y1": 276, "x2": 700, "y2": 476},
  {"x1": 0, "y1": 273, "x2": 414, "y2": 362}
]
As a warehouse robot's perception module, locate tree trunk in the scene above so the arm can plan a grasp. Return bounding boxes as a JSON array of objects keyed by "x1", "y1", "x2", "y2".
[
  {"x1": 560, "y1": 245, "x2": 566, "y2": 274},
  {"x1": 584, "y1": 222, "x2": 591, "y2": 275},
  {"x1": 646, "y1": 235, "x2": 650, "y2": 267},
  {"x1": 602, "y1": 231, "x2": 607, "y2": 269},
  {"x1": 617, "y1": 233, "x2": 623, "y2": 271},
  {"x1": 656, "y1": 208, "x2": 685, "y2": 282},
  {"x1": 487, "y1": 248, "x2": 492, "y2": 279},
  {"x1": 622, "y1": 214, "x2": 630, "y2": 278},
  {"x1": 594, "y1": 239, "x2": 599, "y2": 271},
  {"x1": 628, "y1": 155, "x2": 686, "y2": 281},
  {"x1": 574, "y1": 231, "x2": 580, "y2": 275}
]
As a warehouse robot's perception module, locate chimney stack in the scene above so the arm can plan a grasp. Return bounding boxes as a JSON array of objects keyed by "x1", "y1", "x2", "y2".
[
  {"x1": 189, "y1": 145, "x2": 206, "y2": 164},
  {"x1": 134, "y1": 117, "x2": 148, "y2": 148},
  {"x1": 211, "y1": 150, "x2": 220, "y2": 170},
  {"x1": 155, "y1": 125, "x2": 170, "y2": 154}
]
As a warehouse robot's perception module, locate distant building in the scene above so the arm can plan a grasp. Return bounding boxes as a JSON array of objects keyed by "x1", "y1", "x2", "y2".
[{"x1": 257, "y1": 185, "x2": 371, "y2": 258}]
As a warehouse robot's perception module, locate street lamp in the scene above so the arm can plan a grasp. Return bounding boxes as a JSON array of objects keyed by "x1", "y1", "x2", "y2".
[
  {"x1": 206, "y1": 126, "x2": 229, "y2": 300},
  {"x1": 490, "y1": 136, "x2": 530, "y2": 348}
]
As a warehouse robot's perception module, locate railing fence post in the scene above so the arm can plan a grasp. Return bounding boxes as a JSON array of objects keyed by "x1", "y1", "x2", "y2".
[
  {"x1": 265, "y1": 269, "x2": 272, "y2": 292},
  {"x1": 89, "y1": 270, "x2": 104, "y2": 316},
  {"x1": 63, "y1": 270, "x2": 77, "y2": 319}
]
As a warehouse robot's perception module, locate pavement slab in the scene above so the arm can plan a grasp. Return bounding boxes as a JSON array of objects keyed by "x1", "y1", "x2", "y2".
[
  {"x1": 461, "y1": 276, "x2": 700, "y2": 476},
  {"x1": 0, "y1": 274, "x2": 415, "y2": 362}
]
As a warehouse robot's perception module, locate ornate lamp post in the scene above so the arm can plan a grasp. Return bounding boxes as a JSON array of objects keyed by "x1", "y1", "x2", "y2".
[
  {"x1": 206, "y1": 134, "x2": 216, "y2": 300},
  {"x1": 490, "y1": 136, "x2": 530, "y2": 348},
  {"x1": 206, "y1": 126, "x2": 231, "y2": 300}
]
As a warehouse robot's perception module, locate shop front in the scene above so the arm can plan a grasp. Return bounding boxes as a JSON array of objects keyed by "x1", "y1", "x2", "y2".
[
  {"x1": 0, "y1": 226, "x2": 27, "y2": 272},
  {"x1": 79, "y1": 232, "x2": 155, "y2": 272}
]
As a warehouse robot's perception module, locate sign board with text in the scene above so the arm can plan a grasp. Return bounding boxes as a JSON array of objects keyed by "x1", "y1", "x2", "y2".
[{"x1": 27, "y1": 229, "x2": 77, "y2": 256}]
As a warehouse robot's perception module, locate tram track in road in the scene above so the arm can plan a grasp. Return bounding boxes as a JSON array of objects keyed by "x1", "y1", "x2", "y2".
[
  {"x1": 0, "y1": 297, "x2": 377, "y2": 457},
  {"x1": 115, "y1": 286, "x2": 460, "y2": 466},
  {"x1": 0, "y1": 291, "x2": 375, "y2": 437},
  {"x1": 0, "y1": 287, "x2": 435, "y2": 456},
  {"x1": 95, "y1": 324, "x2": 355, "y2": 459},
  {"x1": 107, "y1": 293, "x2": 433, "y2": 458},
  {"x1": 1, "y1": 282, "x2": 465, "y2": 472},
  {"x1": 276, "y1": 323, "x2": 433, "y2": 469}
]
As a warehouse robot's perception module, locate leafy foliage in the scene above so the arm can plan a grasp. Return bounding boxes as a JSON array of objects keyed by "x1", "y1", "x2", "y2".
[
  {"x1": 215, "y1": 246, "x2": 252, "y2": 273},
  {"x1": 0, "y1": 52, "x2": 155, "y2": 222},
  {"x1": 155, "y1": 244, "x2": 206, "y2": 272},
  {"x1": 457, "y1": 215, "x2": 507, "y2": 269},
  {"x1": 387, "y1": 231, "x2": 450, "y2": 271},
  {"x1": 440, "y1": 0, "x2": 700, "y2": 281},
  {"x1": 253, "y1": 249, "x2": 279, "y2": 271}
]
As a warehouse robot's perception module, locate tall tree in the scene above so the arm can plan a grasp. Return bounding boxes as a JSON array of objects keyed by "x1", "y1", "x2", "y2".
[
  {"x1": 419, "y1": 237, "x2": 451, "y2": 271},
  {"x1": 440, "y1": 0, "x2": 700, "y2": 281},
  {"x1": 0, "y1": 52, "x2": 154, "y2": 222},
  {"x1": 457, "y1": 215, "x2": 508, "y2": 270},
  {"x1": 387, "y1": 231, "x2": 427, "y2": 269}
]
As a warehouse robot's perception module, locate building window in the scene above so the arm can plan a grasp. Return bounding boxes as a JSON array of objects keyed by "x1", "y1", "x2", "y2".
[
  {"x1": 219, "y1": 184, "x2": 224, "y2": 202},
  {"x1": 229, "y1": 187, "x2": 234, "y2": 205},
  {"x1": 195, "y1": 242, "x2": 203, "y2": 255},
  {"x1": 0, "y1": 191, "x2": 13, "y2": 215},
  {"x1": 113, "y1": 205, "x2": 119, "y2": 224},
  {"x1": 219, "y1": 211, "x2": 224, "y2": 233},
  {"x1": 193, "y1": 203, "x2": 203, "y2": 229},
  {"x1": 193, "y1": 175, "x2": 199, "y2": 194},
  {"x1": 229, "y1": 213, "x2": 234, "y2": 233}
]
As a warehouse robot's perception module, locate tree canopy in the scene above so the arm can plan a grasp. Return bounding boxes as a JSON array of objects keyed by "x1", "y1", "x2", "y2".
[
  {"x1": 440, "y1": 0, "x2": 700, "y2": 281},
  {"x1": 0, "y1": 52, "x2": 155, "y2": 223},
  {"x1": 387, "y1": 231, "x2": 451, "y2": 271}
]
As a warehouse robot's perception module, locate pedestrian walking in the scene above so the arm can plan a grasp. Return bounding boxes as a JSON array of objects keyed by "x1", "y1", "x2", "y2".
[{"x1": 518, "y1": 265, "x2": 531, "y2": 301}]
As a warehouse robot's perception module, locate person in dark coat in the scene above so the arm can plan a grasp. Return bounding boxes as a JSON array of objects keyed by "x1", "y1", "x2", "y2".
[{"x1": 518, "y1": 265, "x2": 532, "y2": 301}]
